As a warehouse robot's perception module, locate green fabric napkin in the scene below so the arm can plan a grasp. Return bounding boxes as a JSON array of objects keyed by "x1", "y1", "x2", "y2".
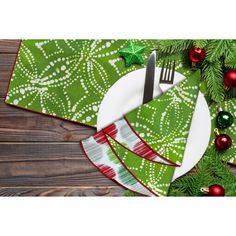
[
  {"x1": 125, "y1": 70, "x2": 201, "y2": 165},
  {"x1": 106, "y1": 135, "x2": 176, "y2": 196},
  {"x1": 81, "y1": 71, "x2": 201, "y2": 196},
  {"x1": 81, "y1": 130, "x2": 154, "y2": 196}
]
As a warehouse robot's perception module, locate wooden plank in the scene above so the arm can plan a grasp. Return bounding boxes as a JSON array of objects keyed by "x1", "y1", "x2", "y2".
[
  {"x1": 0, "y1": 98, "x2": 45, "y2": 117},
  {"x1": 0, "y1": 40, "x2": 21, "y2": 53},
  {"x1": 0, "y1": 186, "x2": 124, "y2": 196},
  {"x1": 0, "y1": 142, "x2": 85, "y2": 161},
  {"x1": 0, "y1": 71, "x2": 11, "y2": 98},
  {"x1": 0, "y1": 142, "x2": 116, "y2": 187},
  {"x1": 0, "y1": 99, "x2": 95, "y2": 142},
  {"x1": 2, "y1": 141, "x2": 234, "y2": 188},
  {"x1": 0, "y1": 54, "x2": 17, "y2": 71},
  {"x1": 0, "y1": 116, "x2": 95, "y2": 141}
]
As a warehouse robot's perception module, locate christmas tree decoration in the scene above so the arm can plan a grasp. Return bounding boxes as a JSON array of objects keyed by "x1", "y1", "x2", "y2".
[
  {"x1": 224, "y1": 70, "x2": 236, "y2": 89},
  {"x1": 119, "y1": 40, "x2": 146, "y2": 67},
  {"x1": 102, "y1": 119, "x2": 176, "y2": 165},
  {"x1": 214, "y1": 128, "x2": 232, "y2": 151},
  {"x1": 81, "y1": 131, "x2": 154, "y2": 196},
  {"x1": 188, "y1": 46, "x2": 206, "y2": 64},
  {"x1": 106, "y1": 134, "x2": 176, "y2": 196},
  {"x1": 204, "y1": 99, "x2": 236, "y2": 164},
  {"x1": 216, "y1": 111, "x2": 234, "y2": 129},
  {"x1": 201, "y1": 184, "x2": 225, "y2": 196}
]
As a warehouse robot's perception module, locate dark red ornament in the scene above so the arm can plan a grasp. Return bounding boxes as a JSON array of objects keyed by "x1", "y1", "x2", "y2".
[
  {"x1": 208, "y1": 184, "x2": 225, "y2": 196},
  {"x1": 188, "y1": 46, "x2": 206, "y2": 63},
  {"x1": 224, "y1": 70, "x2": 236, "y2": 89},
  {"x1": 215, "y1": 133, "x2": 232, "y2": 151}
]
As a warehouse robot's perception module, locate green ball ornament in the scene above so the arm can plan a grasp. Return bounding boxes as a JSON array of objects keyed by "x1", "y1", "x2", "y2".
[{"x1": 216, "y1": 111, "x2": 234, "y2": 129}]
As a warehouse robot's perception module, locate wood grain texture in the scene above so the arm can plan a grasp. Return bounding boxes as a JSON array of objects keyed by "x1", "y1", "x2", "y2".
[
  {"x1": 0, "y1": 53, "x2": 17, "y2": 71},
  {"x1": 0, "y1": 101, "x2": 95, "y2": 142},
  {"x1": 0, "y1": 186, "x2": 124, "y2": 196},
  {"x1": 0, "y1": 40, "x2": 21, "y2": 53},
  {"x1": 0, "y1": 71, "x2": 11, "y2": 98},
  {"x1": 0, "y1": 142, "x2": 118, "y2": 187},
  {"x1": 0, "y1": 40, "x2": 124, "y2": 196}
]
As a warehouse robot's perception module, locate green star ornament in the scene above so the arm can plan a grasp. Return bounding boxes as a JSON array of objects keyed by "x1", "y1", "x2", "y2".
[{"x1": 119, "y1": 40, "x2": 146, "y2": 67}]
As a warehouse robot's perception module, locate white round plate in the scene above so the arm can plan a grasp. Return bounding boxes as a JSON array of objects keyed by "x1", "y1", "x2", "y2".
[{"x1": 97, "y1": 68, "x2": 211, "y2": 181}]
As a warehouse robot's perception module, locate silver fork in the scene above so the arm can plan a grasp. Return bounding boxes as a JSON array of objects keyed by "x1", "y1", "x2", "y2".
[{"x1": 159, "y1": 60, "x2": 176, "y2": 84}]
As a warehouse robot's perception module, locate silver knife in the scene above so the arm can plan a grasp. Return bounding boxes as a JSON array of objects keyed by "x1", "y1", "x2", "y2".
[{"x1": 142, "y1": 51, "x2": 156, "y2": 104}]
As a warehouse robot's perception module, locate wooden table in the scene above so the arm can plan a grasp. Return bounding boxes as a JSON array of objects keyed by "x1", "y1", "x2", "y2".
[
  {"x1": 1, "y1": 40, "x2": 235, "y2": 197},
  {"x1": 0, "y1": 40, "x2": 124, "y2": 196}
]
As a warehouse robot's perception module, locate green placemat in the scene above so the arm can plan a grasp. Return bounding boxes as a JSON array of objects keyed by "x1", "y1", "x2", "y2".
[{"x1": 5, "y1": 39, "x2": 191, "y2": 127}]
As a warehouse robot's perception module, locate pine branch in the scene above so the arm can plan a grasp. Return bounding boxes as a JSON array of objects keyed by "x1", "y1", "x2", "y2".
[
  {"x1": 225, "y1": 88, "x2": 236, "y2": 99},
  {"x1": 193, "y1": 40, "x2": 208, "y2": 48},
  {"x1": 224, "y1": 41, "x2": 236, "y2": 68},
  {"x1": 158, "y1": 40, "x2": 192, "y2": 53},
  {"x1": 169, "y1": 147, "x2": 236, "y2": 196},
  {"x1": 202, "y1": 61, "x2": 225, "y2": 103},
  {"x1": 206, "y1": 40, "x2": 232, "y2": 62}
]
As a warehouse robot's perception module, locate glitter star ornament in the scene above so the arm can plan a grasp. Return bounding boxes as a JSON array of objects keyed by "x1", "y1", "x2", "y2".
[{"x1": 119, "y1": 40, "x2": 146, "y2": 67}]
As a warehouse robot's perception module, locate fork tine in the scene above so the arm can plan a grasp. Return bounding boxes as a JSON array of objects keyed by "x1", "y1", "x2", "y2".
[
  {"x1": 163, "y1": 60, "x2": 170, "y2": 82},
  {"x1": 159, "y1": 60, "x2": 176, "y2": 84},
  {"x1": 170, "y1": 61, "x2": 176, "y2": 83},
  {"x1": 159, "y1": 60, "x2": 165, "y2": 83},
  {"x1": 167, "y1": 61, "x2": 172, "y2": 82}
]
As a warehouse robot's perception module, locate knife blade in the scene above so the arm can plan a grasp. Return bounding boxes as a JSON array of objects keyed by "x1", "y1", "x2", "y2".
[{"x1": 142, "y1": 51, "x2": 156, "y2": 104}]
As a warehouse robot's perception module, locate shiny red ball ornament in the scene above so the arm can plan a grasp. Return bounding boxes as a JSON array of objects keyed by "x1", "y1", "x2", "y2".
[
  {"x1": 224, "y1": 70, "x2": 236, "y2": 89},
  {"x1": 188, "y1": 46, "x2": 206, "y2": 63},
  {"x1": 208, "y1": 184, "x2": 225, "y2": 196},
  {"x1": 215, "y1": 133, "x2": 232, "y2": 151}
]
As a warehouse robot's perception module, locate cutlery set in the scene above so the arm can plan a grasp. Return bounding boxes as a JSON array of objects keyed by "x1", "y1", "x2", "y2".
[{"x1": 143, "y1": 51, "x2": 176, "y2": 104}]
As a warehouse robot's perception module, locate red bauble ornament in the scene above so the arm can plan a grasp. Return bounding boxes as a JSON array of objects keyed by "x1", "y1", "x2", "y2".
[
  {"x1": 208, "y1": 184, "x2": 225, "y2": 196},
  {"x1": 188, "y1": 46, "x2": 206, "y2": 63},
  {"x1": 215, "y1": 133, "x2": 232, "y2": 151},
  {"x1": 224, "y1": 70, "x2": 236, "y2": 89}
]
